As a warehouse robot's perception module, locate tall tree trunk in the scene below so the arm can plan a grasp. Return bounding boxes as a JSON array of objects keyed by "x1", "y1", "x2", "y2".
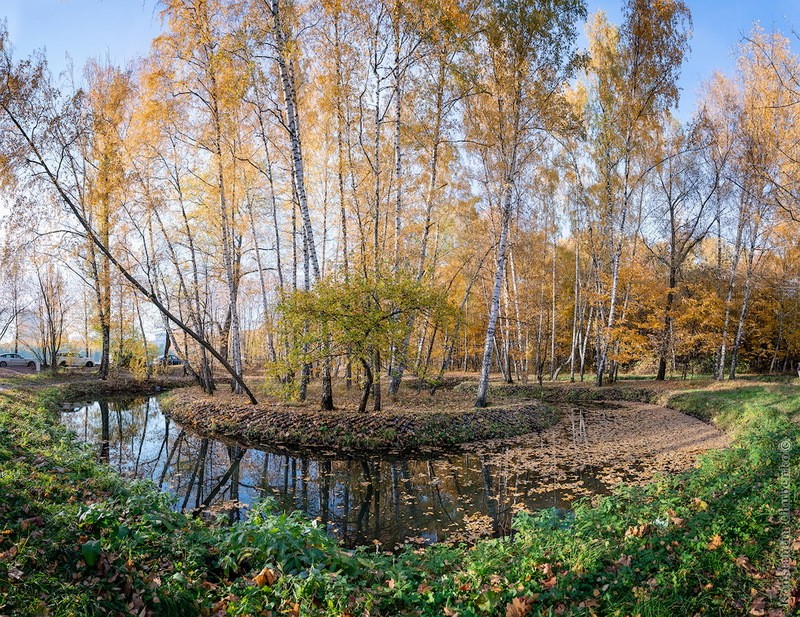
[
  {"x1": 205, "y1": 50, "x2": 244, "y2": 394},
  {"x1": 717, "y1": 212, "x2": 745, "y2": 380},
  {"x1": 569, "y1": 240, "x2": 581, "y2": 382},
  {"x1": 656, "y1": 269, "x2": 676, "y2": 381},
  {"x1": 392, "y1": 0, "x2": 403, "y2": 273},
  {"x1": 729, "y1": 245, "x2": 756, "y2": 379},
  {"x1": 372, "y1": 348, "x2": 382, "y2": 412},
  {"x1": 246, "y1": 195, "x2": 276, "y2": 364},
  {"x1": 509, "y1": 247, "x2": 525, "y2": 381},
  {"x1": 475, "y1": 185, "x2": 513, "y2": 408},
  {"x1": 549, "y1": 231, "x2": 557, "y2": 379},
  {"x1": 270, "y1": 0, "x2": 321, "y2": 281},
  {"x1": 387, "y1": 54, "x2": 446, "y2": 396},
  {"x1": 770, "y1": 307, "x2": 785, "y2": 374}
]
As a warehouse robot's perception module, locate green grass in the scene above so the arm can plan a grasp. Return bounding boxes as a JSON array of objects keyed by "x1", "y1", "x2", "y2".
[
  {"x1": 0, "y1": 380, "x2": 798, "y2": 616},
  {"x1": 667, "y1": 383, "x2": 800, "y2": 432}
]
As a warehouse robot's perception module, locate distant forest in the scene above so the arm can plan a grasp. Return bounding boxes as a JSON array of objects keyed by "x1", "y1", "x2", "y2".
[{"x1": 1, "y1": 0, "x2": 800, "y2": 408}]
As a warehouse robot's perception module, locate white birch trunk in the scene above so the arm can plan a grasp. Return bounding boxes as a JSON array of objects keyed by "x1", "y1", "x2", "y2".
[{"x1": 475, "y1": 185, "x2": 513, "y2": 407}]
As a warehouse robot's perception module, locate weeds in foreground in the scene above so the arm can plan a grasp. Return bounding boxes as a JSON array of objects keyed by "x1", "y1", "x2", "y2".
[{"x1": 0, "y1": 382, "x2": 797, "y2": 616}]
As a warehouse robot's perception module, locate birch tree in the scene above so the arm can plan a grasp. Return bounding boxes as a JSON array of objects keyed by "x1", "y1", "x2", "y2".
[
  {"x1": 472, "y1": 0, "x2": 585, "y2": 408},
  {"x1": 580, "y1": 0, "x2": 690, "y2": 386}
]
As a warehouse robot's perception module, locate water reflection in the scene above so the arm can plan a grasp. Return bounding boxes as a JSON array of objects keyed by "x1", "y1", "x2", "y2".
[{"x1": 61, "y1": 398, "x2": 626, "y2": 547}]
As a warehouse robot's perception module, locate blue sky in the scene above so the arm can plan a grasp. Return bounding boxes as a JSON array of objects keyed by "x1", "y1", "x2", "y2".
[
  {"x1": 3, "y1": 0, "x2": 160, "y2": 74},
  {"x1": 586, "y1": 0, "x2": 800, "y2": 117},
  {"x1": 3, "y1": 0, "x2": 800, "y2": 119}
]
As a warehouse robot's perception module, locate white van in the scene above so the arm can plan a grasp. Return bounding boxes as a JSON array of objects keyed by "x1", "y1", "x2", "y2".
[{"x1": 56, "y1": 352, "x2": 95, "y2": 368}]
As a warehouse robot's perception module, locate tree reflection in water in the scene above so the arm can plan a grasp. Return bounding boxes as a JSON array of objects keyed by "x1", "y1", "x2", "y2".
[{"x1": 62, "y1": 397, "x2": 625, "y2": 548}]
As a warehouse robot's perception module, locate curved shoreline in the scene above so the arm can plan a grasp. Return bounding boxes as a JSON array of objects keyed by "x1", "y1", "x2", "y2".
[{"x1": 160, "y1": 389, "x2": 560, "y2": 453}]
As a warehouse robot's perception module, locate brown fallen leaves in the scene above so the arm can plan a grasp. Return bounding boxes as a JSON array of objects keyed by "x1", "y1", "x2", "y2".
[
  {"x1": 748, "y1": 595, "x2": 786, "y2": 616},
  {"x1": 624, "y1": 523, "x2": 651, "y2": 538},
  {"x1": 736, "y1": 555, "x2": 761, "y2": 577},
  {"x1": 538, "y1": 563, "x2": 558, "y2": 589},
  {"x1": 253, "y1": 565, "x2": 280, "y2": 587},
  {"x1": 706, "y1": 534, "x2": 723, "y2": 550},
  {"x1": 614, "y1": 554, "x2": 633, "y2": 569},
  {"x1": 665, "y1": 508, "x2": 685, "y2": 527},
  {"x1": 505, "y1": 595, "x2": 535, "y2": 617},
  {"x1": 7, "y1": 564, "x2": 24, "y2": 581}
]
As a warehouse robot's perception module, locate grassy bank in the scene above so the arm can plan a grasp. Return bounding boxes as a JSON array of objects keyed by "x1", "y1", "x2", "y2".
[
  {"x1": 666, "y1": 382, "x2": 800, "y2": 430},
  {"x1": 0, "y1": 379, "x2": 797, "y2": 616}
]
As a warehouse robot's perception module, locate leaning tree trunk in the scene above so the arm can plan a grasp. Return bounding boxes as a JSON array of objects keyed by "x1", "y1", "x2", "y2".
[
  {"x1": 5, "y1": 114, "x2": 258, "y2": 402},
  {"x1": 358, "y1": 357, "x2": 373, "y2": 414}
]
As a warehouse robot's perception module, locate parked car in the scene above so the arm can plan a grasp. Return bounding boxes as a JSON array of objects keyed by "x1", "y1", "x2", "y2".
[
  {"x1": 152, "y1": 353, "x2": 183, "y2": 366},
  {"x1": 56, "y1": 352, "x2": 95, "y2": 368},
  {"x1": 0, "y1": 353, "x2": 37, "y2": 368}
]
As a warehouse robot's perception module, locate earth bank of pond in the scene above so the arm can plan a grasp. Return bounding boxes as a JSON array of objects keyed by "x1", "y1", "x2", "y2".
[{"x1": 59, "y1": 396, "x2": 729, "y2": 549}]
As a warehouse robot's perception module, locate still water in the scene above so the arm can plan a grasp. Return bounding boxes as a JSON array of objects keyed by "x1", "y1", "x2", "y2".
[{"x1": 60, "y1": 397, "x2": 670, "y2": 548}]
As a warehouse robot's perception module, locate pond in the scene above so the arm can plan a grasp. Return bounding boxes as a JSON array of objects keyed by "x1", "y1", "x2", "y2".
[{"x1": 60, "y1": 396, "x2": 728, "y2": 548}]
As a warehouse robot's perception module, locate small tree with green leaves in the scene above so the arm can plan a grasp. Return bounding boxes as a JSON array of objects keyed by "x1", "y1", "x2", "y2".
[{"x1": 277, "y1": 272, "x2": 455, "y2": 412}]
